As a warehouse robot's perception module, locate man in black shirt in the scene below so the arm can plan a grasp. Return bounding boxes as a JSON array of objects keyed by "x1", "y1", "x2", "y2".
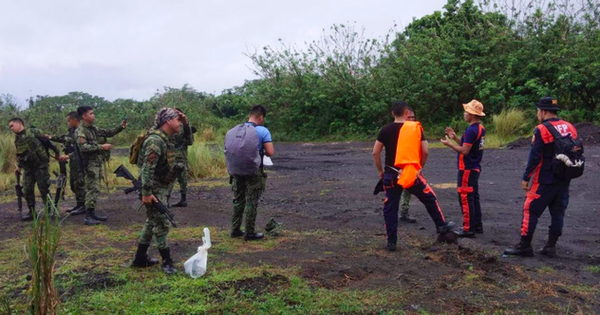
[{"x1": 373, "y1": 101, "x2": 455, "y2": 252}]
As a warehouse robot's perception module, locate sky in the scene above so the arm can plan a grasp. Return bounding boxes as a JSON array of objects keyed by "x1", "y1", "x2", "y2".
[{"x1": 0, "y1": 0, "x2": 447, "y2": 105}]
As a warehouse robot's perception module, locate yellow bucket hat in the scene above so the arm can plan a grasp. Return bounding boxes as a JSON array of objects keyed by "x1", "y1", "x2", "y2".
[{"x1": 463, "y1": 99, "x2": 486, "y2": 117}]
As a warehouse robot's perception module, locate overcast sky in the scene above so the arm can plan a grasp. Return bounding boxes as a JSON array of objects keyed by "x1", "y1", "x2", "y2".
[{"x1": 0, "y1": 0, "x2": 447, "y2": 105}]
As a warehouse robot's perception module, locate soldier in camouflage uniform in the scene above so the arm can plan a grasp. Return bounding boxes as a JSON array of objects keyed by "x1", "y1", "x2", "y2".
[
  {"x1": 168, "y1": 109, "x2": 193, "y2": 208},
  {"x1": 229, "y1": 105, "x2": 275, "y2": 241},
  {"x1": 8, "y1": 118, "x2": 67, "y2": 220},
  {"x1": 76, "y1": 106, "x2": 127, "y2": 226},
  {"x1": 132, "y1": 108, "x2": 186, "y2": 274},
  {"x1": 48, "y1": 111, "x2": 86, "y2": 215}
]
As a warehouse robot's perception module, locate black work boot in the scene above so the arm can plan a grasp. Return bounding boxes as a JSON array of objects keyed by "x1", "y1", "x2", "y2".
[
  {"x1": 399, "y1": 215, "x2": 417, "y2": 223},
  {"x1": 159, "y1": 248, "x2": 177, "y2": 275},
  {"x1": 504, "y1": 236, "x2": 534, "y2": 257},
  {"x1": 171, "y1": 194, "x2": 187, "y2": 208},
  {"x1": 231, "y1": 229, "x2": 245, "y2": 238},
  {"x1": 244, "y1": 232, "x2": 264, "y2": 241},
  {"x1": 21, "y1": 205, "x2": 34, "y2": 221},
  {"x1": 68, "y1": 202, "x2": 86, "y2": 215},
  {"x1": 386, "y1": 241, "x2": 397, "y2": 252},
  {"x1": 474, "y1": 226, "x2": 484, "y2": 234},
  {"x1": 540, "y1": 234, "x2": 559, "y2": 257},
  {"x1": 131, "y1": 243, "x2": 159, "y2": 268},
  {"x1": 456, "y1": 228, "x2": 476, "y2": 238},
  {"x1": 89, "y1": 209, "x2": 107, "y2": 222},
  {"x1": 84, "y1": 209, "x2": 101, "y2": 226}
]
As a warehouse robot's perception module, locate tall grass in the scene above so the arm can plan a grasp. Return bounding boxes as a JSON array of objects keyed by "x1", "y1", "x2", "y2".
[
  {"x1": 187, "y1": 140, "x2": 227, "y2": 179},
  {"x1": 492, "y1": 108, "x2": 530, "y2": 139},
  {"x1": 0, "y1": 133, "x2": 16, "y2": 173},
  {"x1": 26, "y1": 198, "x2": 61, "y2": 315}
]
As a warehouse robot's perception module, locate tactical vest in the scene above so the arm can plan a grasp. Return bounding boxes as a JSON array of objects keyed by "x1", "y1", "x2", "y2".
[
  {"x1": 143, "y1": 131, "x2": 182, "y2": 185},
  {"x1": 15, "y1": 129, "x2": 49, "y2": 168}
]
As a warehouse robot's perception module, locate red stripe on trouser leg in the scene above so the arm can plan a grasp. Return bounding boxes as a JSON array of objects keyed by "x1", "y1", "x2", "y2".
[
  {"x1": 458, "y1": 170, "x2": 472, "y2": 231},
  {"x1": 421, "y1": 177, "x2": 446, "y2": 222},
  {"x1": 521, "y1": 182, "x2": 540, "y2": 236}
]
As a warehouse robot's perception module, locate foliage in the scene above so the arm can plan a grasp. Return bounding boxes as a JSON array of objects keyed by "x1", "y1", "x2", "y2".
[
  {"x1": 492, "y1": 108, "x2": 531, "y2": 138},
  {"x1": 26, "y1": 200, "x2": 62, "y2": 315},
  {"x1": 187, "y1": 140, "x2": 228, "y2": 179},
  {"x1": 1, "y1": 0, "x2": 599, "y2": 142}
]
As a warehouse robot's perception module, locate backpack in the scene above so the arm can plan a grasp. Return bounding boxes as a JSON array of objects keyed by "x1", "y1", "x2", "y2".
[
  {"x1": 542, "y1": 121, "x2": 585, "y2": 180},
  {"x1": 129, "y1": 132, "x2": 150, "y2": 165},
  {"x1": 224, "y1": 123, "x2": 261, "y2": 176}
]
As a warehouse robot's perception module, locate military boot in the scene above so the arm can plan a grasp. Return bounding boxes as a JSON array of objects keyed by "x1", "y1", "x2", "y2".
[
  {"x1": 231, "y1": 229, "x2": 245, "y2": 238},
  {"x1": 504, "y1": 236, "x2": 534, "y2": 257},
  {"x1": 89, "y1": 208, "x2": 107, "y2": 222},
  {"x1": 540, "y1": 234, "x2": 559, "y2": 257},
  {"x1": 159, "y1": 248, "x2": 177, "y2": 275},
  {"x1": 131, "y1": 243, "x2": 159, "y2": 268},
  {"x1": 68, "y1": 202, "x2": 86, "y2": 215},
  {"x1": 244, "y1": 233, "x2": 264, "y2": 241},
  {"x1": 171, "y1": 194, "x2": 187, "y2": 208},
  {"x1": 399, "y1": 215, "x2": 417, "y2": 223},
  {"x1": 83, "y1": 208, "x2": 101, "y2": 226},
  {"x1": 21, "y1": 205, "x2": 34, "y2": 221}
]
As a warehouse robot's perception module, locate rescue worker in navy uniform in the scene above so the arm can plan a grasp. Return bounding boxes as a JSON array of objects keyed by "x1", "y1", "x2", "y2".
[
  {"x1": 504, "y1": 97, "x2": 579, "y2": 257},
  {"x1": 373, "y1": 101, "x2": 455, "y2": 252}
]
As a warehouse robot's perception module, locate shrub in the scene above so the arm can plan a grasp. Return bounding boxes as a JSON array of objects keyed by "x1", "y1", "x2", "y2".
[
  {"x1": 492, "y1": 108, "x2": 530, "y2": 139},
  {"x1": 0, "y1": 133, "x2": 16, "y2": 173},
  {"x1": 187, "y1": 141, "x2": 227, "y2": 179}
]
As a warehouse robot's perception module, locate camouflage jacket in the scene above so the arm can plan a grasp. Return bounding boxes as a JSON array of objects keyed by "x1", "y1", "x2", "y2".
[
  {"x1": 140, "y1": 130, "x2": 183, "y2": 196},
  {"x1": 50, "y1": 127, "x2": 77, "y2": 154},
  {"x1": 14, "y1": 127, "x2": 59, "y2": 169},
  {"x1": 76, "y1": 123, "x2": 124, "y2": 164},
  {"x1": 170, "y1": 123, "x2": 193, "y2": 158}
]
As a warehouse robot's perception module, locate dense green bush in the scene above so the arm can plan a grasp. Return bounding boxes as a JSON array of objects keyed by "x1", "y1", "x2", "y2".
[{"x1": 1, "y1": 0, "x2": 598, "y2": 142}]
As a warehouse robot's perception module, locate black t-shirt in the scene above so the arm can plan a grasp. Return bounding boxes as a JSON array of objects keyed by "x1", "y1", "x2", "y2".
[{"x1": 377, "y1": 122, "x2": 425, "y2": 171}]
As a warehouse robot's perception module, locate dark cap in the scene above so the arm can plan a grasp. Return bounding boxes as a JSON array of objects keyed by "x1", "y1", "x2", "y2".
[{"x1": 535, "y1": 96, "x2": 560, "y2": 111}]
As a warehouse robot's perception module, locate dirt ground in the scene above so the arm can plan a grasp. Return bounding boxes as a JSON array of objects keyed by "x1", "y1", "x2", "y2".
[{"x1": 1, "y1": 143, "x2": 599, "y2": 313}]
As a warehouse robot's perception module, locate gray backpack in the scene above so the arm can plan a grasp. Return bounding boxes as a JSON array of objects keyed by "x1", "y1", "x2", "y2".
[{"x1": 224, "y1": 123, "x2": 261, "y2": 176}]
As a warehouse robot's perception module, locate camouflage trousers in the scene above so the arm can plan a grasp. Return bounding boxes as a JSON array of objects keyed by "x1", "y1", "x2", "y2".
[
  {"x1": 23, "y1": 166, "x2": 51, "y2": 207},
  {"x1": 69, "y1": 161, "x2": 85, "y2": 203},
  {"x1": 400, "y1": 189, "x2": 412, "y2": 217},
  {"x1": 231, "y1": 171, "x2": 267, "y2": 234},
  {"x1": 168, "y1": 163, "x2": 188, "y2": 195},
  {"x1": 139, "y1": 185, "x2": 170, "y2": 249},
  {"x1": 83, "y1": 161, "x2": 102, "y2": 209}
]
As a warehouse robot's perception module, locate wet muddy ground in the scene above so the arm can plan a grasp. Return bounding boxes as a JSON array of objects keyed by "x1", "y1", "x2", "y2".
[{"x1": 1, "y1": 142, "x2": 599, "y2": 313}]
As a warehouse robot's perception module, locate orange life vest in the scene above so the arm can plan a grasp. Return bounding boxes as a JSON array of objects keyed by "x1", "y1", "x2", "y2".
[{"x1": 394, "y1": 121, "x2": 423, "y2": 188}]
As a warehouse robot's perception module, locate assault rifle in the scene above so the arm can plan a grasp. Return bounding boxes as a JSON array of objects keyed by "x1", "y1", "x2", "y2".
[
  {"x1": 114, "y1": 164, "x2": 177, "y2": 227},
  {"x1": 15, "y1": 170, "x2": 23, "y2": 215},
  {"x1": 53, "y1": 161, "x2": 67, "y2": 206}
]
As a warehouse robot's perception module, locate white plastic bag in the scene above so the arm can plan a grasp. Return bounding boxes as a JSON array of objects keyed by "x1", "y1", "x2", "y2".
[
  {"x1": 263, "y1": 155, "x2": 273, "y2": 166},
  {"x1": 184, "y1": 228, "x2": 212, "y2": 278}
]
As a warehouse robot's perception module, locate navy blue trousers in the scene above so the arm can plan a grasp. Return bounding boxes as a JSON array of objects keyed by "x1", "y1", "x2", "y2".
[{"x1": 382, "y1": 172, "x2": 446, "y2": 243}]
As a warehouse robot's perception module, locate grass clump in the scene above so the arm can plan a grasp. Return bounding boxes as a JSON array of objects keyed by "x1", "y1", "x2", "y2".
[
  {"x1": 0, "y1": 133, "x2": 16, "y2": 173},
  {"x1": 26, "y1": 199, "x2": 62, "y2": 315},
  {"x1": 492, "y1": 108, "x2": 530, "y2": 139},
  {"x1": 187, "y1": 140, "x2": 227, "y2": 179}
]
